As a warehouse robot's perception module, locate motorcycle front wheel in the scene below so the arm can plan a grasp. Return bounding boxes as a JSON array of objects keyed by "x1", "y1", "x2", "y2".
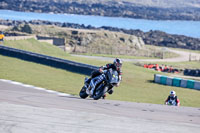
[{"x1": 79, "y1": 86, "x2": 88, "y2": 99}]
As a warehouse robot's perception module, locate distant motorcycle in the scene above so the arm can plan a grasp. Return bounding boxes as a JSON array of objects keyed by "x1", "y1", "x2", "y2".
[
  {"x1": 166, "y1": 99, "x2": 177, "y2": 106},
  {"x1": 79, "y1": 69, "x2": 119, "y2": 100}
]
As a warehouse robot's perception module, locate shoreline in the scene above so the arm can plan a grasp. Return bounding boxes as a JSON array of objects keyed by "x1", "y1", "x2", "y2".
[{"x1": 1, "y1": 0, "x2": 200, "y2": 21}]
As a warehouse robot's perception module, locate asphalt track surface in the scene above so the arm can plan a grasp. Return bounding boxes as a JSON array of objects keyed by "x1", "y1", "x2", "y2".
[{"x1": 0, "y1": 80, "x2": 200, "y2": 133}]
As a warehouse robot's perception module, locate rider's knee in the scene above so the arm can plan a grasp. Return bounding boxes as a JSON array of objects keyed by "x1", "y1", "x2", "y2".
[{"x1": 108, "y1": 89, "x2": 113, "y2": 94}]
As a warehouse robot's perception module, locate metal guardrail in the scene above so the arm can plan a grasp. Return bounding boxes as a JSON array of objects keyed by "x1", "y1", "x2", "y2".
[{"x1": 0, "y1": 45, "x2": 98, "y2": 75}]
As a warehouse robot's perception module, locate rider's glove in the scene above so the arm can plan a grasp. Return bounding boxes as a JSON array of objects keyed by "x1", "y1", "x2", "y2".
[
  {"x1": 99, "y1": 68, "x2": 104, "y2": 73},
  {"x1": 116, "y1": 82, "x2": 120, "y2": 87},
  {"x1": 119, "y1": 75, "x2": 122, "y2": 81}
]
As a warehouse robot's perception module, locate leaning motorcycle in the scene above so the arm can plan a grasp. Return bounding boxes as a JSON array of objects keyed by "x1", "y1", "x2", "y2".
[{"x1": 79, "y1": 68, "x2": 119, "y2": 100}]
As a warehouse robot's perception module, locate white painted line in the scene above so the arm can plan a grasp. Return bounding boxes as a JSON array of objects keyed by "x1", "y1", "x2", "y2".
[
  {"x1": 34, "y1": 87, "x2": 46, "y2": 91},
  {"x1": 22, "y1": 84, "x2": 35, "y2": 88},
  {"x1": 45, "y1": 90, "x2": 57, "y2": 93},
  {"x1": 57, "y1": 92, "x2": 71, "y2": 97},
  {"x1": 0, "y1": 79, "x2": 72, "y2": 97}
]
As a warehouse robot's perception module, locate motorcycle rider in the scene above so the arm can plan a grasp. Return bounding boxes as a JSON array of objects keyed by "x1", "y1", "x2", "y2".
[
  {"x1": 86, "y1": 58, "x2": 123, "y2": 97},
  {"x1": 165, "y1": 90, "x2": 180, "y2": 106}
]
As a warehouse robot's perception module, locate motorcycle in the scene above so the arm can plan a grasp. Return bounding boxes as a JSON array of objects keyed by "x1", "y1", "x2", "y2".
[
  {"x1": 166, "y1": 99, "x2": 177, "y2": 106},
  {"x1": 79, "y1": 68, "x2": 119, "y2": 100}
]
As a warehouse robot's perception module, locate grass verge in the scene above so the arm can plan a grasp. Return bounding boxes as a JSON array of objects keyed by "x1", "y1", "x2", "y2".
[{"x1": 4, "y1": 38, "x2": 70, "y2": 59}]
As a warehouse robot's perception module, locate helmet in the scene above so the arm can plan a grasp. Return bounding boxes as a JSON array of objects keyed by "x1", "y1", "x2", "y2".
[
  {"x1": 170, "y1": 90, "x2": 176, "y2": 97},
  {"x1": 113, "y1": 58, "x2": 122, "y2": 70}
]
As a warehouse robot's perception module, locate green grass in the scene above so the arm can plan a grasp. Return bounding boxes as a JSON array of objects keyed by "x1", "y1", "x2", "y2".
[
  {"x1": 112, "y1": 62, "x2": 200, "y2": 107},
  {"x1": 0, "y1": 55, "x2": 85, "y2": 95},
  {"x1": 4, "y1": 38, "x2": 70, "y2": 59},
  {"x1": 1, "y1": 39, "x2": 200, "y2": 107}
]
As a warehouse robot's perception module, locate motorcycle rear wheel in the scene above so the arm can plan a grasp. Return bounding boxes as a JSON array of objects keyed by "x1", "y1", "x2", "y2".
[{"x1": 93, "y1": 86, "x2": 108, "y2": 100}]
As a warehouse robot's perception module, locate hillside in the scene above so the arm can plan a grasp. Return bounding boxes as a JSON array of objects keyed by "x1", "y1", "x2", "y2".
[
  {"x1": 1, "y1": 19, "x2": 200, "y2": 51},
  {"x1": 31, "y1": 25, "x2": 146, "y2": 55},
  {"x1": 0, "y1": 0, "x2": 200, "y2": 20}
]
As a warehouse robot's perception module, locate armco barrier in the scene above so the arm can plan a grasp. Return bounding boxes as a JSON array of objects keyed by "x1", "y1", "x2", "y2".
[
  {"x1": 160, "y1": 75, "x2": 167, "y2": 85},
  {"x1": 154, "y1": 74, "x2": 200, "y2": 90},
  {"x1": 194, "y1": 81, "x2": 200, "y2": 90},
  {"x1": 172, "y1": 78, "x2": 182, "y2": 87},
  {"x1": 154, "y1": 74, "x2": 161, "y2": 83},
  {"x1": 187, "y1": 80, "x2": 195, "y2": 89},
  {"x1": 166, "y1": 77, "x2": 173, "y2": 86},
  {"x1": 0, "y1": 45, "x2": 98, "y2": 75},
  {"x1": 180, "y1": 79, "x2": 187, "y2": 88}
]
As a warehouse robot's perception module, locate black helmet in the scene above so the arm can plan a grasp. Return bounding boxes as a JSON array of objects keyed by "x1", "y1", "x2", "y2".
[{"x1": 113, "y1": 58, "x2": 122, "y2": 70}]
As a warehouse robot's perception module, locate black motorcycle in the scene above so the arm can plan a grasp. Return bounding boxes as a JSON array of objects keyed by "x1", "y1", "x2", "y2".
[
  {"x1": 79, "y1": 68, "x2": 119, "y2": 100},
  {"x1": 166, "y1": 99, "x2": 177, "y2": 106}
]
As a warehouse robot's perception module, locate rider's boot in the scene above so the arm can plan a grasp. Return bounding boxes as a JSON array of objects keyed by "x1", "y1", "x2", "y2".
[{"x1": 102, "y1": 94, "x2": 106, "y2": 99}]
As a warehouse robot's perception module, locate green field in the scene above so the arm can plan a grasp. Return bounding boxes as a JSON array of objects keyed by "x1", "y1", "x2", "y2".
[
  {"x1": 3, "y1": 38, "x2": 70, "y2": 59},
  {"x1": 1, "y1": 39, "x2": 200, "y2": 107}
]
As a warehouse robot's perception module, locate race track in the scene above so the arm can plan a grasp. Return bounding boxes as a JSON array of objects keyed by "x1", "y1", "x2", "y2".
[{"x1": 0, "y1": 80, "x2": 200, "y2": 133}]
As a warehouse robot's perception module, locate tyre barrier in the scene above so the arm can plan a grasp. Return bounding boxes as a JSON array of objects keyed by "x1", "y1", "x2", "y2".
[
  {"x1": 0, "y1": 45, "x2": 98, "y2": 75},
  {"x1": 184, "y1": 69, "x2": 200, "y2": 77},
  {"x1": 154, "y1": 74, "x2": 200, "y2": 90}
]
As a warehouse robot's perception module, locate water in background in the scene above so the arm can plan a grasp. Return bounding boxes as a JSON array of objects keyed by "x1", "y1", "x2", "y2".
[{"x1": 0, "y1": 10, "x2": 200, "y2": 38}]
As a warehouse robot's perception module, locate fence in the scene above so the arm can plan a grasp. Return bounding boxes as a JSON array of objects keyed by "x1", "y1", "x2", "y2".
[
  {"x1": 4, "y1": 35, "x2": 36, "y2": 40},
  {"x1": 154, "y1": 74, "x2": 200, "y2": 90},
  {"x1": 36, "y1": 36, "x2": 65, "y2": 46},
  {"x1": 0, "y1": 45, "x2": 98, "y2": 75}
]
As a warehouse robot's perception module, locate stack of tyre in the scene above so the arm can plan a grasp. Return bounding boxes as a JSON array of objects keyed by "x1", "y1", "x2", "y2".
[
  {"x1": 154, "y1": 74, "x2": 200, "y2": 90},
  {"x1": 184, "y1": 69, "x2": 200, "y2": 77}
]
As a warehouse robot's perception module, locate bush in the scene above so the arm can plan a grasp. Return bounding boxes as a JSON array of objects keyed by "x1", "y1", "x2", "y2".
[
  {"x1": 11, "y1": 26, "x2": 20, "y2": 31},
  {"x1": 21, "y1": 24, "x2": 32, "y2": 34}
]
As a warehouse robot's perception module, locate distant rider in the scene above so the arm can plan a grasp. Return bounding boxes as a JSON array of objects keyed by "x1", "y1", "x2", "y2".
[
  {"x1": 86, "y1": 58, "x2": 123, "y2": 97},
  {"x1": 165, "y1": 90, "x2": 180, "y2": 106}
]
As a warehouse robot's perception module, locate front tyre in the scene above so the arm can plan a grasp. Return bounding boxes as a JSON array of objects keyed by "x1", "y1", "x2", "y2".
[{"x1": 79, "y1": 86, "x2": 88, "y2": 99}]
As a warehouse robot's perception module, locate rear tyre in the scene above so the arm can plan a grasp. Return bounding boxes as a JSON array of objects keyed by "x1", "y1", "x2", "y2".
[
  {"x1": 93, "y1": 86, "x2": 108, "y2": 100},
  {"x1": 79, "y1": 86, "x2": 88, "y2": 99}
]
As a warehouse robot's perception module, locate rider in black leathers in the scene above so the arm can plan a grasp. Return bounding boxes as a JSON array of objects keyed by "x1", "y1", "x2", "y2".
[{"x1": 86, "y1": 58, "x2": 123, "y2": 97}]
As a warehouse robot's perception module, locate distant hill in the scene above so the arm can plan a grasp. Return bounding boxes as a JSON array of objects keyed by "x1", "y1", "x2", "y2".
[
  {"x1": 0, "y1": 0, "x2": 200, "y2": 20},
  {"x1": 1, "y1": 19, "x2": 200, "y2": 50}
]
